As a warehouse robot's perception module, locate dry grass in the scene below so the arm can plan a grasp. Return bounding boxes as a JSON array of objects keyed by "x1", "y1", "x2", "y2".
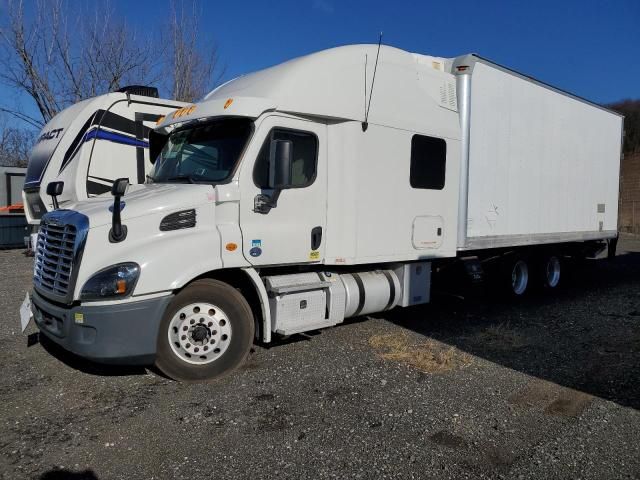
[
  {"x1": 465, "y1": 322, "x2": 529, "y2": 350},
  {"x1": 368, "y1": 332, "x2": 473, "y2": 374},
  {"x1": 508, "y1": 379, "x2": 593, "y2": 417}
]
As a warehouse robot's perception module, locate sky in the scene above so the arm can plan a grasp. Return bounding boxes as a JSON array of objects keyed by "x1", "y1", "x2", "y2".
[{"x1": 2, "y1": 0, "x2": 639, "y2": 129}]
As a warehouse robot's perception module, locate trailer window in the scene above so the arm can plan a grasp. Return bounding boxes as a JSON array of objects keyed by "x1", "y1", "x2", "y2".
[
  {"x1": 410, "y1": 135, "x2": 446, "y2": 190},
  {"x1": 254, "y1": 129, "x2": 318, "y2": 189}
]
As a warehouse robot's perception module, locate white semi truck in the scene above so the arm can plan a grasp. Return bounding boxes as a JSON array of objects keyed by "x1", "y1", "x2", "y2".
[
  {"x1": 22, "y1": 86, "x2": 186, "y2": 224},
  {"x1": 21, "y1": 45, "x2": 623, "y2": 382}
]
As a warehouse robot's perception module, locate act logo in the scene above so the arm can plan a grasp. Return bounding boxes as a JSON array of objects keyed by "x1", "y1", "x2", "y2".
[{"x1": 37, "y1": 128, "x2": 64, "y2": 143}]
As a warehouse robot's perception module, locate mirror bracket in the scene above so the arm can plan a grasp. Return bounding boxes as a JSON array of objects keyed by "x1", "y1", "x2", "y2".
[{"x1": 253, "y1": 191, "x2": 281, "y2": 214}]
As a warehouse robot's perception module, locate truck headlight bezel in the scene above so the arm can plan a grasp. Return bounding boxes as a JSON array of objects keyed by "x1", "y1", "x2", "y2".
[{"x1": 80, "y1": 263, "x2": 140, "y2": 301}]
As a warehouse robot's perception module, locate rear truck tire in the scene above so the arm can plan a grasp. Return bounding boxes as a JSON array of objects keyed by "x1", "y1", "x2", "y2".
[
  {"x1": 539, "y1": 254, "x2": 562, "y2": 290},
  {"x1": 503, "y1": 256, "x2": 530, "y2": 297},
  {"x1": 155, "y1": 279, "x2": 254, "y2": 382}
]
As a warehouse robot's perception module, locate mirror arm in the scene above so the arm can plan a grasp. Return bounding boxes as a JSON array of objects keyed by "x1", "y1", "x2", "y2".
[{"x1": 253, "y1": 189, "x2": 281, "y2": 214}]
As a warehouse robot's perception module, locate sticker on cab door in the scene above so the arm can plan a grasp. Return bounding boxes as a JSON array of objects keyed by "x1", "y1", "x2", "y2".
[
  {"x1": 309, "y1": 250, "x2": 320, "y2": 260},
  {"x1": 250, "y1": 239, "x2": 262, "y2": 257}
]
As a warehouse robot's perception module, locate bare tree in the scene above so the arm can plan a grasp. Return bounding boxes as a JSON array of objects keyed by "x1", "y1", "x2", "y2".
[
  {"x1": 0, "y1": 0, "x2": 160, "y2": 125},
  {"x1": 608, "y1": 99, "x2": 640, "y2": 154},
  {"x1": 0, "y1": 114, "x2": 34, "y2": 166},
  {"x1": 166, "y1": 0, "x2": 223, "y2": 102}
]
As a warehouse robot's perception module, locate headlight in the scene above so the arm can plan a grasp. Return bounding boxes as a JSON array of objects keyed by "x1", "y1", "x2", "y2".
[{"x1": 80, "y1": 263, "x2": 140, "y2": 301}]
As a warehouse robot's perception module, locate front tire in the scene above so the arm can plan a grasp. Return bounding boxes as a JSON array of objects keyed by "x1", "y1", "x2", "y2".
[{"x1": 155, "y1": 279, "x2": 254, "y2": 382}]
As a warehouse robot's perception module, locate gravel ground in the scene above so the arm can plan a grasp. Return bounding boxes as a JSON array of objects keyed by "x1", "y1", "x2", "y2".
[{"x1": 0, "y1": 237, "x2": 639, "y2": 480}]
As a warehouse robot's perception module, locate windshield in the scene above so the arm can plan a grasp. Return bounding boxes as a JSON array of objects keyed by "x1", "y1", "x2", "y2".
[{"x1": 150, "y1": 118, "x2": 253, "y2": 184}]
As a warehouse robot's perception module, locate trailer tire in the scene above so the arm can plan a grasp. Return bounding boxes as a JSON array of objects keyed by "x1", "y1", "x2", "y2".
[
  {"x1": 539, "y1": 254, "x2": 562, "y2": 290},
  {"x1": 155, "y1": 279, "x2": 254, "y2": 382},
  {"x1": 503, "y1": 257, "x2": 529, "y2": 297}
]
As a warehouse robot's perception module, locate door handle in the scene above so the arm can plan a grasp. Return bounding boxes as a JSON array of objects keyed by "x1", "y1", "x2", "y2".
[{"x1": 311, "y1": 226, "x2": 322, "y2": 250}]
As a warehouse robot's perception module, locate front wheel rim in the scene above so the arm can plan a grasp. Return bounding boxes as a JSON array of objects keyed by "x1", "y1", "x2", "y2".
[
  {"x1": 545, "y1": 256, "x2": 561, "y2": 288},
  {"x1": 511, "y1": 260, "x2": 529, "y2": 295},
  {"x1": 168, "y1": 302, "x2": 232, "y2": 365}
]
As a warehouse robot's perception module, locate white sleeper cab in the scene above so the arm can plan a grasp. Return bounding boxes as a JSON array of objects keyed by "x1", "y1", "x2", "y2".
[{"x1": 21, "y1": 45, "x2": 623, "y2": 382}]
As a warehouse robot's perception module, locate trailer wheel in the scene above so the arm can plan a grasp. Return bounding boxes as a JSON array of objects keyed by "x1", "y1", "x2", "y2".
[
  {"x1": 505, "y1": 258, "x2": 529, "y2": 296},
  {"x1": 155, "y1": 279, "x2": 254, "y2": 382},
  {"x1": 540, "y1": 254, "x2": 562, "y2": 289}
]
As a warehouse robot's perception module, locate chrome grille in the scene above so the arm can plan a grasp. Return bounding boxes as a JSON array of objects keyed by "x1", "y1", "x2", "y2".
[{"x1": 34, "y1": 222, "x2": 77, "y2": 297}]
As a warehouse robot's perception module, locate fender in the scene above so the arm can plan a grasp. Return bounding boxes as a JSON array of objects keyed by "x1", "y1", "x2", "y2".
[{"x1": 241, "y1": 267, "x2": 272, "y2": 343}]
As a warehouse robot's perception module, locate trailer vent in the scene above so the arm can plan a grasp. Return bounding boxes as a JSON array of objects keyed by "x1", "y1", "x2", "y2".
[
  {"x1": 34, "y1": 222, "x2": 77, "y2": 297},
  {"x1": 160, "y1": 209, "x2": 196, "y2": 231},
  {"x1": 438, "y1": 81, "x2": 458, "y2": 112}
]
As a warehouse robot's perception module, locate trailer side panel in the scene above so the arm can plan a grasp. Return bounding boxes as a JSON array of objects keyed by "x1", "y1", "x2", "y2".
[{"x1": 463, "y1": 61, "x2": 622, "y2": 249}]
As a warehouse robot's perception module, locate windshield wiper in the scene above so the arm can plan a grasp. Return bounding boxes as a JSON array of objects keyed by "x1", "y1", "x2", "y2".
[{"x1": 165, "y1": 175, "x2": 196, "y2": 184}]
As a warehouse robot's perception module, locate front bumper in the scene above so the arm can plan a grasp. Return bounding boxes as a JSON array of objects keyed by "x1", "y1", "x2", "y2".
[{"x1": 31, "y1": 290, "x2": 173, "y2": 365}]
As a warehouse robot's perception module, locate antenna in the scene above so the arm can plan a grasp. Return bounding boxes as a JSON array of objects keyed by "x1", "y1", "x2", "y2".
[
  {"x1": 363, "y1": 54, "x2": 368, "y2": 126},
  {"x1": 362, "y1": 32, "x2": 383, "y2": 132}
]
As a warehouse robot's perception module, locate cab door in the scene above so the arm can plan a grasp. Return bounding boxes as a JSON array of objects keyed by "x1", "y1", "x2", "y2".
[{"x1": 239, "y1": 115, "x2": 326, "y2": 266}]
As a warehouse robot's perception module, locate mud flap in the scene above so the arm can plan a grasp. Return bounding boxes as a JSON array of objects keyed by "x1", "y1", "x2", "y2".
[{"x1": 607, "y1": 236, "x2": 618, "y2": 260}]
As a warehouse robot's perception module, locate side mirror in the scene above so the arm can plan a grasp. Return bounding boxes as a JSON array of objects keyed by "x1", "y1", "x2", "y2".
[
  {"x1": 46, "y1": 181, "x2": 64, "y2": 210},
  {"x1": 111, "y1": 178, "x2": 129, "y2": 196},
  {"x1": 46, "y1": 181, "x2": 64, "y2": 197},
  {"x1": 269, "y1": 139, "x2": 293, "y2": 190},
  {"x1": 109, "y1": 178, "x2": 129, "y2": 243}
]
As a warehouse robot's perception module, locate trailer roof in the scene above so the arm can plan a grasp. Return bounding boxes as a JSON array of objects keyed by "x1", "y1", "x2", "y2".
[{"x1": 451, "y1": 54, "x2": 623, "y2": 118}]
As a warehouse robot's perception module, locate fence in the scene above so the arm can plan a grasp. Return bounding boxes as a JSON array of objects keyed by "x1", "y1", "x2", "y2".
[{"x1": 619, "y1": 201, "x2": 640, "y2": 234}]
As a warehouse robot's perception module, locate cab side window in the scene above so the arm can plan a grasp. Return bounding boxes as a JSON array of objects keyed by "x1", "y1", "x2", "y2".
[
  {"x1": 410, "y1": 134, "x2": 447, "y2": 190},
  {"x1": 254, "y1": 128, "x2": 318, "y2": 189}
]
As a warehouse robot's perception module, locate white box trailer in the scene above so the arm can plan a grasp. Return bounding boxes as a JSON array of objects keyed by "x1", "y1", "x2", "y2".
[
  {"x1": 22, "y1": 45, "x2": 623, "y2": 382},
  {"x1": 22, "y1": 86, "x2": 186, "y2": 225},
  {"x1": 454, "y1": 55, "x2": 621, "y2": 250}
]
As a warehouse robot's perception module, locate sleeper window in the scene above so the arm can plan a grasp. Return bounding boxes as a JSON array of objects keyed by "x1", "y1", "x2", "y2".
[
  {"x1": 254, "y1": 129, "x2": 318, "y2": 188},
  {"x1": 410, "y1": 135, "x2": 446, "y2": 190}
]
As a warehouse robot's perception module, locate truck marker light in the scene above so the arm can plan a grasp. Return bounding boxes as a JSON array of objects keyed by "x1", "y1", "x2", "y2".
[
  {"x1": 172, "y1": 105, "x2": 196, "y2": 119},
  {"x1": 156, "y1": 115, "x2": 165, "y2": 125},
  {"x1": 116, "y1": 279, "x2": 127, "y2": 294},
  {"x1": 224, "y1": 98, "x2": 233, "y2": 109},
  {"x1": 225, "y1": 243, "x2": 238, "y2": 251}
]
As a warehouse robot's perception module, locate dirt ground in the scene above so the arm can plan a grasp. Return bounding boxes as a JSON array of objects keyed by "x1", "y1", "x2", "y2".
[{"x1": 0, "y1": 236, "x2": 638, "y2": 479}]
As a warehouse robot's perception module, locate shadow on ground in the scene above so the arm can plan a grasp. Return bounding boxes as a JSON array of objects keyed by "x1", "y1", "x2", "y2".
[
  {"x1": 38, "y1": 334, "x2": 148, "y2": 377},
  {"x1": 378, "y1": 252, "x2": 640, "y2": 410},
  {"x1": 39, "y1": 469, "x2": 99, "y2": 479}
]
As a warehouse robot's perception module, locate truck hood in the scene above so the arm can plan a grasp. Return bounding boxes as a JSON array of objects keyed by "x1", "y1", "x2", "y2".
[{"x1": 68, "y1": 183, "x2": 215, "y2": 228}]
